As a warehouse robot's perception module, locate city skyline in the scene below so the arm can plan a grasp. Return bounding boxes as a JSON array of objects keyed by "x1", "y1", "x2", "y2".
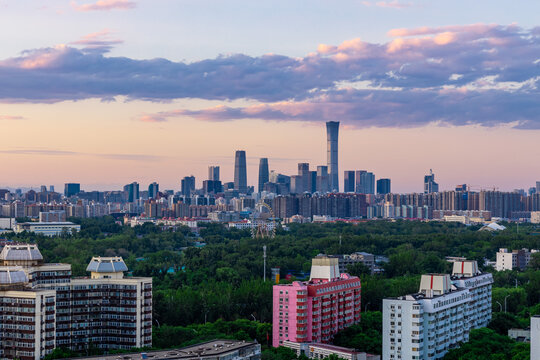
[{"x1": 1, "y1": 1, "x2": 539, "y2": 192}]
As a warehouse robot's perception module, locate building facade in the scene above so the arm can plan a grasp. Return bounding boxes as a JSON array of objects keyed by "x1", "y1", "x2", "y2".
[
  {"x1": 258, "y1": 158, "x2": 269, "y2": 193},
  {"x1": 496, "y1": 248, "x2": 539, "y2": 271},
  {"x1": 326, "y1": 121, "x2": 340, "y2": 192},
  {"x1": 0, "y1": 244, "x2": 152, "y2": 359},
  {"x1": 382, "y1": 260, "x2": 493, "y2": 360},
  {"x1": 532, "y1": 316, "x2": 540, "y2": 360},
  {"x1": 234, "y1": 150, "x2": 248, "y2": 194},
  {"x1": 272, "y1": 256, "x2": 361, "y2": 347}
]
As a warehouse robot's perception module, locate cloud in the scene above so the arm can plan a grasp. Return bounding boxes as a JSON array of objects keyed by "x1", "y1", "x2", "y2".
[
  {"x1": 0, "y1": 148, "x2": 163, "y2": 161},
  {"x1": 362, "y1": 1, "x2": 412, "y2": 9},
  {"x1": 137, "y1": 87, "x2": 540, "y2": 129},
  {"x1": 70, "y1": 30, "x2": 123, "y2": 52},
  {"x1": 0, "y1": 24, "x2": 539, "y2": 128},
  {"x1": 71, "y1": 0, "x2": 136, "y2": 12},
  {"x1": 0, "y1": 115, "x2": 24, "y2": 120}
]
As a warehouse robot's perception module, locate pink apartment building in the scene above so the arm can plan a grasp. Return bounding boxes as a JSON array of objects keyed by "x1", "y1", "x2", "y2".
[{"x1": 273, "y1": 256, "x2": 362, "y2": 347}]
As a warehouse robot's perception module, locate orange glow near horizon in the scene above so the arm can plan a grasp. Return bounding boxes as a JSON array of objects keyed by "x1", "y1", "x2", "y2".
[{"x1": 1, "y1": 99, "x2": 539, "y2": 193}]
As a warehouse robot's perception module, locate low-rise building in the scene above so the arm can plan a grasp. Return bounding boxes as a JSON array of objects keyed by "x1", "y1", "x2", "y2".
[
  {"x1": 71, "y1": 339, "x2": 261, "y2": 360},
  {"x1": 15, "y1": 222, "x2": 80, "y2": 236},
  {"x1": 283, "y1": 341, "x2": 380, "y2": 360},
  {"x1": 329, "y1": 252, "x2": 376, "y2": 274},
  {"x1": 496, "y1": 248, "x2": 539, "y2": 271},
  {"x1": 508, "y1": 328, "x2": 531, "y2": 343}
]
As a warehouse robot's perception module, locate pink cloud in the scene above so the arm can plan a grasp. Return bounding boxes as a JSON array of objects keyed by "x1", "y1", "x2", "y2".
[
  {"x1": 70, "y1": 29, "x2": 123, "y2": 50},
  {"x1": 388, "y1": 24, "x2": 498, "y2": 37},
  {"x1": 71, "y1": 0, "x2": 136, "y2": 12},
  {"x1": 0, "y1": 115, "x2": 24, "y2": 120},
  {"x1": 0, "y1": 45, "x2": 70, "y2": 69}
]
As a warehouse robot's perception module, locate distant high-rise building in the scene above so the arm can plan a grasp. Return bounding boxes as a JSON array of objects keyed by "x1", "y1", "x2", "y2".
[
  {"x1": 355, "y1": 171, "x2": 375, "y2": 194},
  {"x1": 326, "y1": 121, "x2": 339, "y2": 192},
  {"x1": 424, "y1": 169, "x2": 439, "y2": 194},
  {"x1": 181, "y1": 176, "x2": 195, "y2": 197},
  {"x1": 298, "y1": 163, "x2": 310, "y2": 194},
  {"x1": 208, "y1": 166, "x2": 220, "y2": 181},
  {"x1": 309, "y1": 171, "x2": 317, "y2": 193},
  {"x1": 537, "y1": 181, "x2": 540, "y2": 193},
  {"x1": 123, "y1": 182, "x2": 139, "y2": 202},
  {"x1": 316, "y1": 166, "x2": 329, "y2": 193},
  {"x1": 344, "y1": 171, "x2": 355, "y2": 192},
  {"x1": 148, "y1": 182, "x2": 159, "y2": 199},
  {"x1": 377, "y1": 178, "x2": 391, "y2": 195},
  {"x1": 64, "y1": 183, "x2": 81, "y2": 197},
  {"x1": 49, "y1": 185, "x2": 55, "y2": 192},
  {"x1": 40, "y1": 185, "x2": 47, "y2": 193},
  {"x1": 456, "y1": 184, "x2": 467, "y2": 192},
  {"x1": 258, "y1": 158, "x2": 269, "y2": 193},
  {"x1": 234, "y1": 150, "x2": 247, "y2": 193}
]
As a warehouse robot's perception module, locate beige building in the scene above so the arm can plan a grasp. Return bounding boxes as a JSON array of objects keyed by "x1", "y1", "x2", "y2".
[{"x1": 0, "y1": 244, "x2": 152, "y2": 359}]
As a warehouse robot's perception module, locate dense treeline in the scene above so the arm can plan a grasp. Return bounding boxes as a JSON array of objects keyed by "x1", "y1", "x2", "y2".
[{"x1": 7, "y1": 217, "x2": 540, "y2": 358}]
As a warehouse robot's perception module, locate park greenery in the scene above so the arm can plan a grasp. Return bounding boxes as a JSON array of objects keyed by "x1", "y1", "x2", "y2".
[{"x1": 5, "y1": 217, "x2": 540, "y2": 359}]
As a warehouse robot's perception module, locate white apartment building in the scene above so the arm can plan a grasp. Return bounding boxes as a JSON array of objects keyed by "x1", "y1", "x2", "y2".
[
  {"x1": 383, "y1": 274, "x2": 470, "y2": 360},
  {"x1": 451, "y1": 260, "x2": 493, "y2": 329},
  {"x1": 532, "y1": 316, "x2": 540, "y2": 360},
  {"x1": 496, "y1": 248, "x2": 539, "y2": 271},
  {"x1": 382, "y1": 261, "x2": 493, "y2": 360}
]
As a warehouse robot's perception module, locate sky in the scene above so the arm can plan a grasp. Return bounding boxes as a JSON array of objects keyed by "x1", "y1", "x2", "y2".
[{"x1": 0, "y1": 0, "x2": 539, "y2": 193}]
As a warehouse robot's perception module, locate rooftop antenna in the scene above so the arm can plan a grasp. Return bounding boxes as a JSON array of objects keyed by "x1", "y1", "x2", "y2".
[{"x1": 263, "y1": 245, "x2": 267, "y2": 282}]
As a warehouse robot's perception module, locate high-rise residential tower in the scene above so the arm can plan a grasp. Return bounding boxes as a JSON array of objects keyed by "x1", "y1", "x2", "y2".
[
  {"x1": 234, "y1": 150, "x2": 247, "y2": 193},
  {"x1": 148, "y1": 182, "x2": 159, "y2": 199},
  {"x1": 344, "y1": 171, "x2": 355, "y2": 193},
  {"x1": 424, "y1": 169, "x2": 439, "y2": 194},
  {"x1": 326, "y1": 121, "x2": 340, "y2": 192},
  {"x1": 258, "y1": 158, "x2": 269, "y2": 193},
  {"x1": 208, "y1": 166, "x2": 220, "y2": 181}
]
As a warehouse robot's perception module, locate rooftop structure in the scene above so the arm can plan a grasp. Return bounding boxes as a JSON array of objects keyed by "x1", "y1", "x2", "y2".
[
  {"x1": 0, "y1": 243, "x2": 44, "y2": 266},
  {"x1": 86, "y1": 256, "x2": 129, "y2": 278},
  {"x1": 0, "y1": 266, "x2": 28, "y2": 287}
]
